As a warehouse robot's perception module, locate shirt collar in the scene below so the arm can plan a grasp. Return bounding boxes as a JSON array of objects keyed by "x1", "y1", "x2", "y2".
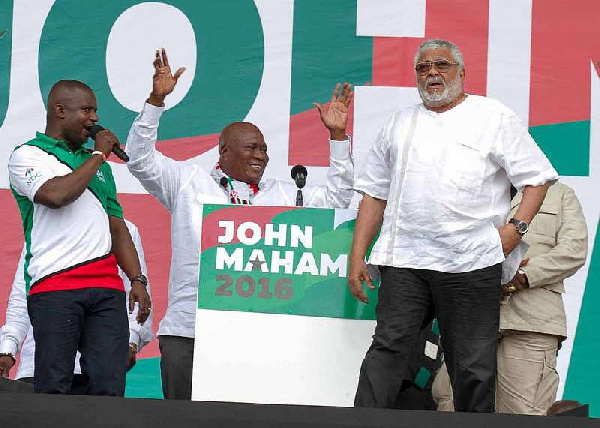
[{"x1": 35, "y1": 132, "x2": 86, "y2": 153}]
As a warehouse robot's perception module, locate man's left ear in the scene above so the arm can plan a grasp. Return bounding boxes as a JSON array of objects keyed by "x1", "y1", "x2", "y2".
[{"x1": 54, "y1": 103, "x2": 66, "y2": 119}]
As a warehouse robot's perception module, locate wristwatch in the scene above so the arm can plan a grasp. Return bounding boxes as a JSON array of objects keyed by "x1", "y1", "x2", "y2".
[
  {"x1": 508, "y1": 218, "x2": 529, "y2": 236},
  {"x1": 130, "y1": 274, "x2": 148, "y2": 287}
]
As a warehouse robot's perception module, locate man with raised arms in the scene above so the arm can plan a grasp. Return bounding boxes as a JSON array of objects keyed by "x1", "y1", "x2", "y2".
[{"x1": 126, "y1": 49, "x2": 355, "y2": 399}]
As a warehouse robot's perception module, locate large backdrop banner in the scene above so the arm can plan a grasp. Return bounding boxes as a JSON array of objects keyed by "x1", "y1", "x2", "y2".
[{"x1": 0, "y1": 0, "x2": 599, "y2": 413}]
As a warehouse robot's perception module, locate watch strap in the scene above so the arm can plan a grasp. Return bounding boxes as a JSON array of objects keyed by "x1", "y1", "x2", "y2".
[{"x1": 130, "y1": 274, "x2": 148, "y2": 286}]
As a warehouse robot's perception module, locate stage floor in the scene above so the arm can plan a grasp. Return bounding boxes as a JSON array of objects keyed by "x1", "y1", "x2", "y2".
[{"x1": 2, "y1": 392, "x2": 598, "y2": 428}]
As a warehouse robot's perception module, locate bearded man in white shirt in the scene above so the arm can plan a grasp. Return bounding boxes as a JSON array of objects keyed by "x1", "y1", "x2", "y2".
[
  {"x1": 349, "y1": 39, "x2": 558, "y2": 412},
  {"x1": 126, "y1": 49, "x2": 355, "y2": 399}
]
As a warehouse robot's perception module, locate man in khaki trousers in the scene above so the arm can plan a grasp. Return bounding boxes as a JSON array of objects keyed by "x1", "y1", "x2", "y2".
[{"x1": 432, "y1": 182, "x2": 588, "y2": 415}]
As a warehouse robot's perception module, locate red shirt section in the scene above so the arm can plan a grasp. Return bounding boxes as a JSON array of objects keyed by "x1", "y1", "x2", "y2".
[{"x1": 29, "y1": 254, "x2": 124, "y2": 296}]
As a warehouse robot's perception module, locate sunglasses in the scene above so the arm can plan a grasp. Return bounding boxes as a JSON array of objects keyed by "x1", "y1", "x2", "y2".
[{"x1": 415, "y1": 60, "x2": 459, "y2": 75}]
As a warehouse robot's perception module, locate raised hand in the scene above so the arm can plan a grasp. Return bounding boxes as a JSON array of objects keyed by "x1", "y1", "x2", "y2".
[
  {"x1": 148, "y1": 48, "x2": 186, "y2": 106},
  {"x1": 313, "y1": 83, "x2": 353, "y2": 141}
]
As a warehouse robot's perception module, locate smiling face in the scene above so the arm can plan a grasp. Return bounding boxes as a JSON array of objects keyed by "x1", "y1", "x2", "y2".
[
  {"x1": 415, "y1": 47, "x2": 465, "y2": 111},
  {"x1": 218, "y1": 122, "x2": 269, "y2": 184}
]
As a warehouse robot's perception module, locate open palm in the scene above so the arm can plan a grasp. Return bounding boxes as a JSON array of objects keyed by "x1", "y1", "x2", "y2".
[
  {"x1": 152, "y1": 48, "x2": 186, "y2": 99},
  {"x1": 314, "y1": 83, "x2": 353, "y2": 133}
]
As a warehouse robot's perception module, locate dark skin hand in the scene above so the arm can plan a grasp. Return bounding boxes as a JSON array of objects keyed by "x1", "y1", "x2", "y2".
[
  {"x1": 126, "y1": 348, "x2": 137, "y2": 371},
  {"x1": 498, "y1": 183, "x2": 551, "y2": 256},
  {"x1": 147, "y1": 48, "x2": 186, "y2": 107},
  {"x1": 348, "y1": 195, "x2": 387, "y2": 303},
  {"x1": 502, "y1": 258, "x2": 529, "y2": 297},
  {"x1": 313, "y1": 83, "x2": 354, "y2": 141},
  {"x1": 0, "y1": 356, "x2": 14, "y2": 378},
  {"x1": 109, "y1": 216, "x2": 152, "y2": 324}
]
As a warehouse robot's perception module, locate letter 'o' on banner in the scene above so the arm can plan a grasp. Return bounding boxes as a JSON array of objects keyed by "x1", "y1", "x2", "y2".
[
  {"x1": 0, "y1": 1, "x2": 12, "y2": 128},
  {"x1": 38, "y1": 0, "x2": 264, "y2": 142}
]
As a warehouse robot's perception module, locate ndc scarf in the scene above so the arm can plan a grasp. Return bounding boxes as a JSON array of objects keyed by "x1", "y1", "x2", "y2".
[{"x1": 210, "y1": 163, "x2": 260, "y2": 205}]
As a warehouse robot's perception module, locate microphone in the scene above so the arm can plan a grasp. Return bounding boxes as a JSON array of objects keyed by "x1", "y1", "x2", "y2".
[
  {"x1": 291, "y1": 165, "x2": 307, "y2": 207},
  {"x1": 220, "y1": 177, "x2": 229, "y2": 188},
  {"x1": 291, "y1": 165, "x2": 308, "y2": 189},
  {"x1": 88, "y1": 125, "x2": 129, "y2": 162}
]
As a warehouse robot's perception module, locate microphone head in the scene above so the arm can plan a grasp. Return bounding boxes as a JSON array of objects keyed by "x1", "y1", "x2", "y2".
[
  {"x1": 291, "y1": 165, "x2": 308, "y2": 180},
  {"x1": 88, "y1": 125, "x2": 105, "y2": 140},
  {"x1": 220, "y1": 177, "x2": 229, "y2": 188}
]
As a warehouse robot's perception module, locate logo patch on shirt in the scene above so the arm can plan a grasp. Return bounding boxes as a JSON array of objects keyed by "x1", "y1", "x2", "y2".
[
  {"x1": 95, "y1": 169, "x2": 106, "y2": 183},
  {"x1": 25, "y1": 168, "x2": 42, "y2": 186}
]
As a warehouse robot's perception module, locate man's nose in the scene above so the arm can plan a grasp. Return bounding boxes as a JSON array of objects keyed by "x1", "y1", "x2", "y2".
[
  {"x1": 428, "y1": 66, "x2": 440, "y2": 77},
  {"x1": 90, "y1": 111, "x2": 99, "y2": 122},
  {"x1": 254, "y1": 149, "x2": 267, "y2": 160}
]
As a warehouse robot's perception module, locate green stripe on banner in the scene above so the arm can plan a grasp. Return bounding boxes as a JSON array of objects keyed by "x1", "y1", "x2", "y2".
[
  {"x1": 125, "y1": 357, "x2": 163, "y2": 399},
  {"x1": 0, "y1": 0, "x2": 11, "y2": 128},
  {"x1": 290, "y1": 0, "x2": 372, "y2": 114},
  {"x1": 529, "y1": 121, "x2": 590, "y2": 177},
  {"x1": 563, "y1": 219, "x2": 600, "y2": 417}
]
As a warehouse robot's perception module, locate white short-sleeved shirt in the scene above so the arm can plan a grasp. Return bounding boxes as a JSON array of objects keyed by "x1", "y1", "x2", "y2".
[{"x1": 355, "y1": 95, "x2": 558, "y2": 273}]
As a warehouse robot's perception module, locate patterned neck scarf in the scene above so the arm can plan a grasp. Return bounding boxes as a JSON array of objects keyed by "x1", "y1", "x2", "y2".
[{"x1": 210, "y1": 163, "x2": 261, "y2": 205}]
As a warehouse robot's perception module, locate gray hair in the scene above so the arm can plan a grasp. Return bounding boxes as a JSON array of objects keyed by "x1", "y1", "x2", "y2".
[{"x1": 414, "y1": 39, "x2": 465, "y2": 70}]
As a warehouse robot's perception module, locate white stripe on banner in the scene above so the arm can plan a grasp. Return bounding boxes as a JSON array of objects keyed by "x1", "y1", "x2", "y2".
[
  {"x1": 356, "y1": 0, "x2": 426, "y2": 38},
  {"x1": 487, "y1": 0, "x2": 533, "y2": 126}
]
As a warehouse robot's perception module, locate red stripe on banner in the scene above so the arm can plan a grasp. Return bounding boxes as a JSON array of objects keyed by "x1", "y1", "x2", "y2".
[
  {"x1": 29, "y1": 254, "x2": 124, "y2": 296},
  {"x1": 530, "y1": 0, "x2": 600, "y2": 126},
  {"x1": 288, "y1": 96, "x2": 355, "y2": 167},
  {"x1": 201, "y1": 206, "x2": 299, "y2": 251},
  {"x1": 372, "y1": 0, "x2": 489, "y2": 96},
  {"x1": 155, "y1": 133, "x2": 220, "y2": 161}
]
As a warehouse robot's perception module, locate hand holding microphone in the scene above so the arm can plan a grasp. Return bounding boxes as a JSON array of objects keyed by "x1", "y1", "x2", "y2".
[{"x1": 88, "y1": 125, "x2": 129, "y2": 162}]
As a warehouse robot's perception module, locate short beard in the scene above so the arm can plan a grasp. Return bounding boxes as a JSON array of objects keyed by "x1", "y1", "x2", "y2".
[{"x1": 418, "y1": 75, "x2": 463, "y2": 109}]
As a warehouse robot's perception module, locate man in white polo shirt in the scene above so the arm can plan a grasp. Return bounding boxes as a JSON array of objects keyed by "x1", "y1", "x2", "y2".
[
  {"x1": 7, "y1": 80, "x2": 151, "y2": 395},
  {"x1": 349, "y1": 39, "x2": 558, "y2": 412}
]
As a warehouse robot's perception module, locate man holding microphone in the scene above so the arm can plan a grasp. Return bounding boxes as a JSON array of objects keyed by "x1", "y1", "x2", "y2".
[{"x1": 8, "y1": 80, "x2": 151, "y2": 395}]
